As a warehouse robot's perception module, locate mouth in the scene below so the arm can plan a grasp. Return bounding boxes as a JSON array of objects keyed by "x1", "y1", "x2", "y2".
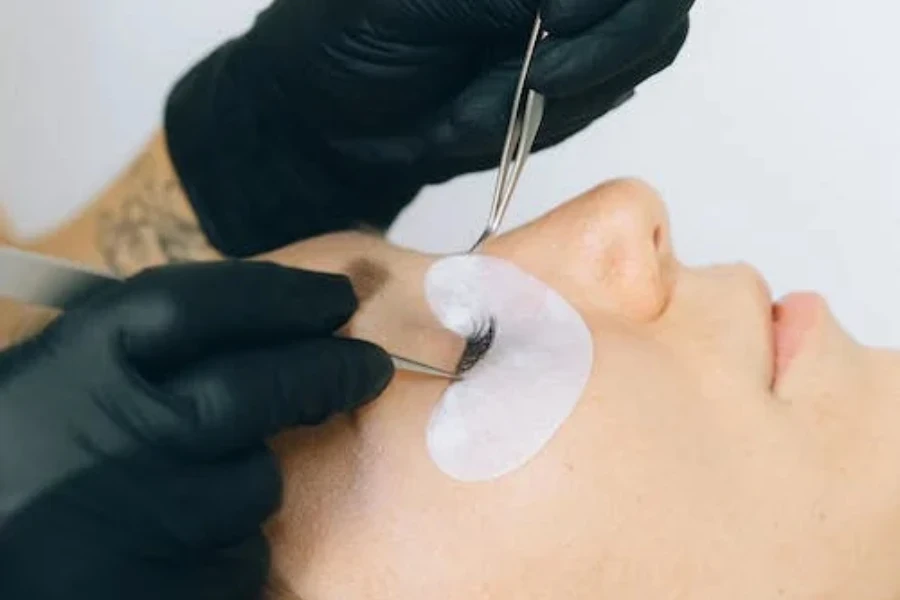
[{"x1": 771, "y1": 292, "x2": 823, "y2": 382}]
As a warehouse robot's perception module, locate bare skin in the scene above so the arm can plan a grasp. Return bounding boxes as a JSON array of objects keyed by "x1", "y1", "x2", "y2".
[
  {"x1": 22, "y1": 131, "x2": 219, "y2": 275},
  {"x1": 0, "y1": 131, "x2": 219, "y2": 345}
]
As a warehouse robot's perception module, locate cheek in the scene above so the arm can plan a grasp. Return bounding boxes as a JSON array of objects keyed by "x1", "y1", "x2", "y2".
[
  {"x1": 577, "y1": 325, "x2": 774, "y2": 507},
  {"x1": 582, "y1": 331, "x2": 712, "y2": 466},
  {"x1": 265, "y1": 377, "x2": 452, "y2": 593},
  {"x1": 656, "y1": 269, "x2": 775, "y2": 391}
]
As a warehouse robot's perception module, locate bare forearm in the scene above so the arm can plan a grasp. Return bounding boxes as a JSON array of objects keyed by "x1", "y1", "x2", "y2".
[
  {"x1": 26, "y1": 130, "x2": 221, "y2": 276},
  {"x1": 1, "y1": 130, "x2": 221, "y2": 349}
]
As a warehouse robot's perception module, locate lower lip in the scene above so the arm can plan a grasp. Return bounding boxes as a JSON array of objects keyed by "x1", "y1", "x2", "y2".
[{"x1": 771, "y1": 292, "x2": 822, "y2": 380}]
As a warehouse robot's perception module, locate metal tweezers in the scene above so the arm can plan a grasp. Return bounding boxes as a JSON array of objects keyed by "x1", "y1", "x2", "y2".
[
  {"x1": 0, "y1": 247, "x2": 460, "y2": 380},
  {"x1": 469, "y1": 14, "x2": 547, "y2": 253}
]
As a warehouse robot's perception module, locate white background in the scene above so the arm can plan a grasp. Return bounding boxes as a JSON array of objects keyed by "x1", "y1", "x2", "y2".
[{"x1": 2, "y1": 0, "x2": 899, "y2": 346}]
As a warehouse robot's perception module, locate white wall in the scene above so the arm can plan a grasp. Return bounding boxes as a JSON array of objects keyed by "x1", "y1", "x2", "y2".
[
  {"x1": 0, "y1": 0, "x2": 269, "y2": 227},
  {"x1": 2, "y1": 1, "x2": 900, "y2": 346}
]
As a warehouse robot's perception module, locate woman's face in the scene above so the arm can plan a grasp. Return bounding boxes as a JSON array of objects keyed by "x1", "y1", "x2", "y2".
[{"x1": 262, "y1": 179, "x2": 900, "y2": 599}]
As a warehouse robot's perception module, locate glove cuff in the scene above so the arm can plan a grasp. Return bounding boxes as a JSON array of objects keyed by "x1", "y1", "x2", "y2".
[{"x1": 164, "y1": 40, "x2": 423, "y2": 258}]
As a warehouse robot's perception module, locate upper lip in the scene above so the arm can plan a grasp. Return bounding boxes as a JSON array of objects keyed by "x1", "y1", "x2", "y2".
[{"x1": 660, "y1": 263, "x2": 778, "y2": 387}]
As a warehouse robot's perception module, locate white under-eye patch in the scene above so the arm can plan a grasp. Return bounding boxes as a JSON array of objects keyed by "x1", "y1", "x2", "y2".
[{"x1": 424, "y1": 255, "x2": 593, "y2": 482}]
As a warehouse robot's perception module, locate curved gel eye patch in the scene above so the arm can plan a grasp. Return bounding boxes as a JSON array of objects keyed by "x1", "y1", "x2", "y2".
[{"x1": 424, "y1": 255, "x2": 593, "y2": 482}]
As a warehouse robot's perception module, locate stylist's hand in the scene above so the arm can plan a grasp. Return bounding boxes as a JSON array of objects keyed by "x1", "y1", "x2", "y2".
[
  {"x1": 167, "y1": 0, "x2": 694, "y2": 254},
  {"x1": 0, "y1": 262, "x2": 393, "y2": 600},
  {"x1": 255, "y1": 0, "x2": 692, "y2": 174}
]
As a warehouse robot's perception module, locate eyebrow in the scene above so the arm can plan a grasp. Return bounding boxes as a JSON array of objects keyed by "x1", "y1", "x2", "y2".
[{"x1": 345, "y1": 257, "x2": 391, "y2": 305}]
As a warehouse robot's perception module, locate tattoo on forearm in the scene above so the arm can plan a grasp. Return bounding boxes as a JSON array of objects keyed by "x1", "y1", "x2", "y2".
[{"x1": 97, "y1": 155, "x2": 217, "y2": 276}]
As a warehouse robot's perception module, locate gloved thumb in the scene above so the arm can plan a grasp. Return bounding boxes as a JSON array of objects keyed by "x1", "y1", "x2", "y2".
[
  {"x1": 159, "y1": 338, "x2": 394, "y2": 457},
  {"x1": 61, "y1": 261, "x2": 359, "y2": 378}
]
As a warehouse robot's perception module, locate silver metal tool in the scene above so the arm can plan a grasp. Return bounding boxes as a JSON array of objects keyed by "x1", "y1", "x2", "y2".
[
  {"x1": 391, "y1": 354, "x2": 460, "y2": 380},
  {"x1": 469, "y1": 13, "x2": 547, "y2": 253},
  {"x1": 0, "y1": 246, "x2": 460, "y2": 381},
  {"x1": 0, "y1": 246, "x2": 114, "y2": 308}
]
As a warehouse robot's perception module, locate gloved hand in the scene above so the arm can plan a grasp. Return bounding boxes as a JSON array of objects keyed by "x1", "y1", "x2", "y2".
[
  {"x1": 0, "y1": 261, "x2": 393, "y2": 600},
  {"x1": 166, "y1": 0, "x2": 694, "y2": 256}
]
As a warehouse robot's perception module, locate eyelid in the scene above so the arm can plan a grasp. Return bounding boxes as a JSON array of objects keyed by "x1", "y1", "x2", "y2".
[{"x1": 456, "y1": 317, "x2": 497, "y2": 374}]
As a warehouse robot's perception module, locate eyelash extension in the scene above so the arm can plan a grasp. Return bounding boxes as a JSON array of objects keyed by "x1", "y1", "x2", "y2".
[{"x1": 456, "y1": 316, "x2": 497, "y2": 374}]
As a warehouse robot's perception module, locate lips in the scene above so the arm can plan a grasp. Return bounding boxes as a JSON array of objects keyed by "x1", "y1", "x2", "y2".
[{"x1": 772, "y1": 292, "x2": 822, "y2": 381}]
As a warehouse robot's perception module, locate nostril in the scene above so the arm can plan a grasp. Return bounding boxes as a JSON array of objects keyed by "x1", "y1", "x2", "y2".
[{"x1": 652, "y1": 226, "x2": 663, "y2": 251}]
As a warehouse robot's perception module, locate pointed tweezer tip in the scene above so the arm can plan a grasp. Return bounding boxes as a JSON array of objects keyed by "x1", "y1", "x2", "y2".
[{"x1": 390, "y1": 354, "x2": 462, "y2": 381}]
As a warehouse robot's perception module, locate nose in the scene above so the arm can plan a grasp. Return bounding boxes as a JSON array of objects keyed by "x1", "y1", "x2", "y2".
[{"x1": 493, "y1": 178, "x2": 675, "y2": 321}]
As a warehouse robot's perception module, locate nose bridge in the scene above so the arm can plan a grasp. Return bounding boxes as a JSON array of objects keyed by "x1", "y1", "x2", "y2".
[{"x1": 493, "y1": 179, "x2": 674, "y2": 322}]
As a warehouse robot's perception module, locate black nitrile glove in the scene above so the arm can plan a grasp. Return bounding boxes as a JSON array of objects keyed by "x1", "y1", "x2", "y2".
[
  {"x1": 166, "y1": 0, "x2": 694, "y2": 256},
  {"x1": 0, "y1": 261, "x2": 393, "y2": 600}
]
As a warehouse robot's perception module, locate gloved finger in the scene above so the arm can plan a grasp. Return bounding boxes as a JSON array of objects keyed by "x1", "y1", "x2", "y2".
[
  {"x1": 8, "y1": 532, "x2": 270, "y2": 600},
  {"x1": 385, "y1": 0, "x2": 540, "y2": 37},
  {"x1": 426, "y1": 54, "x2": 524, "y2": 158},
  {"x1": 142, "y1": 534, "x2": 270, "y2": 600},
  {"x1": 199, "y1": 534, "x2": 271, "y2": 600},
  {"x1": 421, "y1": 89, "x2": 631, "y2": 184},
  {"x1": 541, "y1": 0, "x2": 628, "y2": 36},
  {"x1": 531, "y1": 0, "x2": 694, "y2": 97},
  {"x1": 424, "y1": 20, "x2": 682, "y2": 167},
  {"x1": 420, "y1": 92, "x2": 633, "y2": 183},
  {"x1": 92, "y1": 261, "x2": 359, "y2": 376},
  {"x1": 160, "y1": 337, "x2": 393, "y2": 456},
  {"x1": 532, "y1": 92, "x2": 634, "y2": 152},
  {"x1": 535, "y1": 20, "x2": 689, "y2": 142},
  {"x1": 148, "y1": 450, "x2": 280, "y2": 550}
]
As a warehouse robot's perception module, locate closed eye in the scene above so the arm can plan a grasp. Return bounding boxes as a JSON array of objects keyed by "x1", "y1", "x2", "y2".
[{"x1": 456, "y1": 317, "x2": 497, "y2": 374}]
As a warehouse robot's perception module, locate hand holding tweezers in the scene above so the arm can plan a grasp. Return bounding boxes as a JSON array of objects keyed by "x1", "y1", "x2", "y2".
[
  {"x1": 469, "y1": 14, "x2": 547, "y2": 253},
  {"x1": 0, "y1": 247, "x2": 460, "y2": 380}
]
